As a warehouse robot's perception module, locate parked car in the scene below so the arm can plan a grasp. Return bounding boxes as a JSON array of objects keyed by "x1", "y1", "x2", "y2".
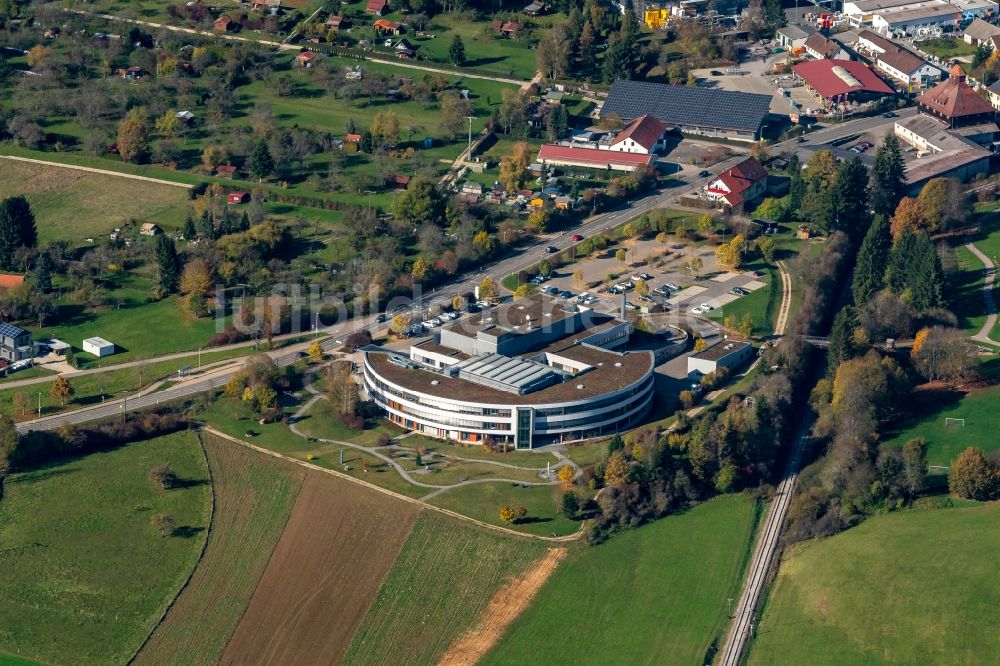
[
  {"x1": 632, "y1": 272, "x2": 653, "y2": 281},
  {"x1": 699, "y1": 303, "x2": 713, "y2": 311},
  {"x1": 559, "y1": 290, "x2": 573, "y2": 299},
  {"x1": 690, "y1": 305, "x2": 706, "y2": 314},
  {"x1": 624, "y1": 301, "x2": 638, "y2": 311},
  {"x1": 544, "y1": 286, "x2": 559, "y2": 295},
  {"x1": 731, "y1": 287, "x2": 748, "y2": 295},
  {"x1": 572, "y1": 233, "x2": 584, "y2": 241},
  {"x1": 545, "y1": 245, "x2": 558, "y2": 253},
  {"x1": 638, "y1": 295, "x2": 653, "y2": 303},
  {"x1": 664, "y1": 282, "x2": 680, "y2": 291},
  {"x1": 882, "y1": 111, "x2": 896, "y2": 118},
  {"x1": 699, "y1": 170, "x2": 712, "y2": 177}
]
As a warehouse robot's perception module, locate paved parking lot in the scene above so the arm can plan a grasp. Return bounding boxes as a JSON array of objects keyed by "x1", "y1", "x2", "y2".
[{"x1": 531, "y1": 234, "x2": 767, "y2": 318}]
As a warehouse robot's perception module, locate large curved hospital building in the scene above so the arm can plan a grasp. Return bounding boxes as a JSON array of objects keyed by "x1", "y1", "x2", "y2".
[{"x1": 362, "y1": 294, "x2": 655, "y2": 449}]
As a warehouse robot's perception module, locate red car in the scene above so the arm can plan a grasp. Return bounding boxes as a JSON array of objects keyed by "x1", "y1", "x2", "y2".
[{"x1": 572, "y1": 234, "x2": 584, "y2": 242}]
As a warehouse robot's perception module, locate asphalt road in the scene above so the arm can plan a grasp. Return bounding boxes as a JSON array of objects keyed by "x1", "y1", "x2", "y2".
[
  {"x1": 14, "y1": 334, "x2": 343, "y2": 433},
  {"x1": 14, "y1": 112, "x2": 896, "y2": 433}
]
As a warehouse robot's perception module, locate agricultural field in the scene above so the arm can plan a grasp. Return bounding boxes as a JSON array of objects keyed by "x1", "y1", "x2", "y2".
[
  {"x1": 883, "y1": 383, "x2": 1000, "y2": 469},
  {"x1": 0, "y1": 159, "x2": 191, "y2": 243},
  {"x1": 0, "y1": 432, "x2": 211, "y2": 666},
  {"x1": 135, "y1": 434, "x2": 305, "y2": 666},
  {"x1": 748, "y1": 503, "x2": 1000, "y2": 665},
  {"x1": 219, "y1": 470, "x2": 420, "y2": 664},
  {"x1": 342, "y1": 512, "x2": 548, "y2": 666},
  {"x1": 481, "y1": 494, "x2": 761, "y2": 666}
]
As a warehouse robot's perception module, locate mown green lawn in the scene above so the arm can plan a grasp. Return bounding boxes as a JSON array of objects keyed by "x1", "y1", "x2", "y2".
[
  {"x1": 883, "y1": 382, "x2": 1000, "y2": 469},
  {"x1": 428, "y1": 480, "x2": 581, "y2": 537},
  {"x1": 26, "y1": 291, "x2": 224, "y2": 368},
  {"x1": 706, "y1": 267, "x2": 777, "y2": 337},
  {"x1": 950, "y1": 244, "x2": 989, "y2": 338},
  {"x1": 749, "y1": 503, "x2": 1000, "y2": 665},
  {"x1": 482, "y1": 494, "x2": 761, "y2": 665},
  {"x1": 342, "y1": 512, "x2": 547, "y2": 665},
  {"x1": 0, "y1": 432, "x2": 211, "y2": 665}
]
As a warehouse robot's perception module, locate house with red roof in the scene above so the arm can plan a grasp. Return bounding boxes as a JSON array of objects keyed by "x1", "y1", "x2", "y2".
[
  {"x1": 703, "y1": 157, "x2": 769, "y2": 212},
  {"x1": 374, "y1": 18, "x2": 404, "y2": 34},
  {"x1": 295, "y1": 50, "x2": 316, "y2": 67},
  {"x1": 600, "y1": 115, "x2": 667, "y2": 155},
  {"x1": 0, "y1": 274, "x2": 24, "y2": 291},
  {"x1": 213, "y1": 15, "x2": 238, "y2": 32},
  {"x1": 536, "y1": 144, "x2": 654, "y2": 172},
  {"x1": 491, "y1": 19, "x2": 520, "y2": 38},
  {"x1": 366, "y1": 0, "x2": 388, "y2": 14},
  {"x1": 792, "y1": 59, "x2": 894, "y2": 104},
  {"x1": 917, "y1": 64, "x2": 995, "y2": 129}
]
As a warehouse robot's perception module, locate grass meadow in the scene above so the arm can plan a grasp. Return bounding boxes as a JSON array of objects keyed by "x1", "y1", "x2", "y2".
[
  {"x1": 481, "y1": 494, "x2": 761, "y2": 666},
  {"x1": 135, "y1": 434, "x2": 305, "y2": 665},
  {"x1": 0, "y1": 432, "x2": 211, "y2": 665},
  {"x1": 748, "y1": 503, "x2": 1000, "y2": 665},
  {"x1": 0, "y1": 159, "x2": 191, "y2": 243}
]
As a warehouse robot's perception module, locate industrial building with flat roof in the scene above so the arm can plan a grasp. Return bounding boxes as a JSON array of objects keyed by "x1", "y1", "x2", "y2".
[
  {"x1": 600, "y1": 80, "x2": 772, "y2": 142},
  {"x1": 362, "y1": 294, "x2": 654, "y2": 449}
]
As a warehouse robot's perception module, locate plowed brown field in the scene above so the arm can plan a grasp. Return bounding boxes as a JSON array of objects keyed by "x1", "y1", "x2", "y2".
[{"x1": 219, "y1": 471, "x2": 420, "y2": 665}]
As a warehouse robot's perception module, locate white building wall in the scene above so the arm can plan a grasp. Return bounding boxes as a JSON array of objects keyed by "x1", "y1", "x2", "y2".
[{"x1": 363, "y1": 354, "x2": 655, "y2": 447}]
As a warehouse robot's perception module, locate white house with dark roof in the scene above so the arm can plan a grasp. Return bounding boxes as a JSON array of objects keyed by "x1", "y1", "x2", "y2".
[{"x1": 0, "y1": 323, "x2": 32, "y2": 363}]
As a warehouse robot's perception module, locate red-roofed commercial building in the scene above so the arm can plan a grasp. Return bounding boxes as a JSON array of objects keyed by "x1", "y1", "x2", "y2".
[
  {"x1": 792, "y1": 59, "x2": 894, "y2": 103},
  {"x1": 537, "y1": 145, "x2": 654, "y2": 172},
  {"x1": 917, "y1": 64, "x2": 996, "y2": 128},
  {"x1": 602, "y1": 115, "x2": 667, "y2": 155},
  {"x1": 703, "y1": 157, "x2": 769, "y2": 210}
]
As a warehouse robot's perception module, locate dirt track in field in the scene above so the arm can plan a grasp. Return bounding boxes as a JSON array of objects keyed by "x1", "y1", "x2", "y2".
[
  {"x1": 437, "y1": 547, "x2": 567, "y2": 666},
  {"x1": 219, "y1": 471, "x2": 420, "y2": 666}
]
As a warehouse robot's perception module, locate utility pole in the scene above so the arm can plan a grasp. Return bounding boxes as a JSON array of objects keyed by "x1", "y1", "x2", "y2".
[
  {"x1": 37, "y1": 392, "x2": 41, "y2": 418},
  {"x1": 198, "y1": 347, "x2": 202, "y2": 369},
  {"x1": 465, "y1": 116, "x2": 475, "y2": 162}
]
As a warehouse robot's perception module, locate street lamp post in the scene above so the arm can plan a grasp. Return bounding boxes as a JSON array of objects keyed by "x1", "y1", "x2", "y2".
[
  {"x1": 37, "y1": 392, "x2": 41, "y2": 418},
  {"x1": 121, "y1": 390, "x2": 129, "y2": 423}
]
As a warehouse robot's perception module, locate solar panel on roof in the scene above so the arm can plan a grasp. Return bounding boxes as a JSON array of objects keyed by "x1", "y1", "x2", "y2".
[
  {"x1": 601, "y1": 80, "x2": 771, "y2": 134},
  {"x1": 0, "y1": 322, "x2": 26, "y2": 338}
]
